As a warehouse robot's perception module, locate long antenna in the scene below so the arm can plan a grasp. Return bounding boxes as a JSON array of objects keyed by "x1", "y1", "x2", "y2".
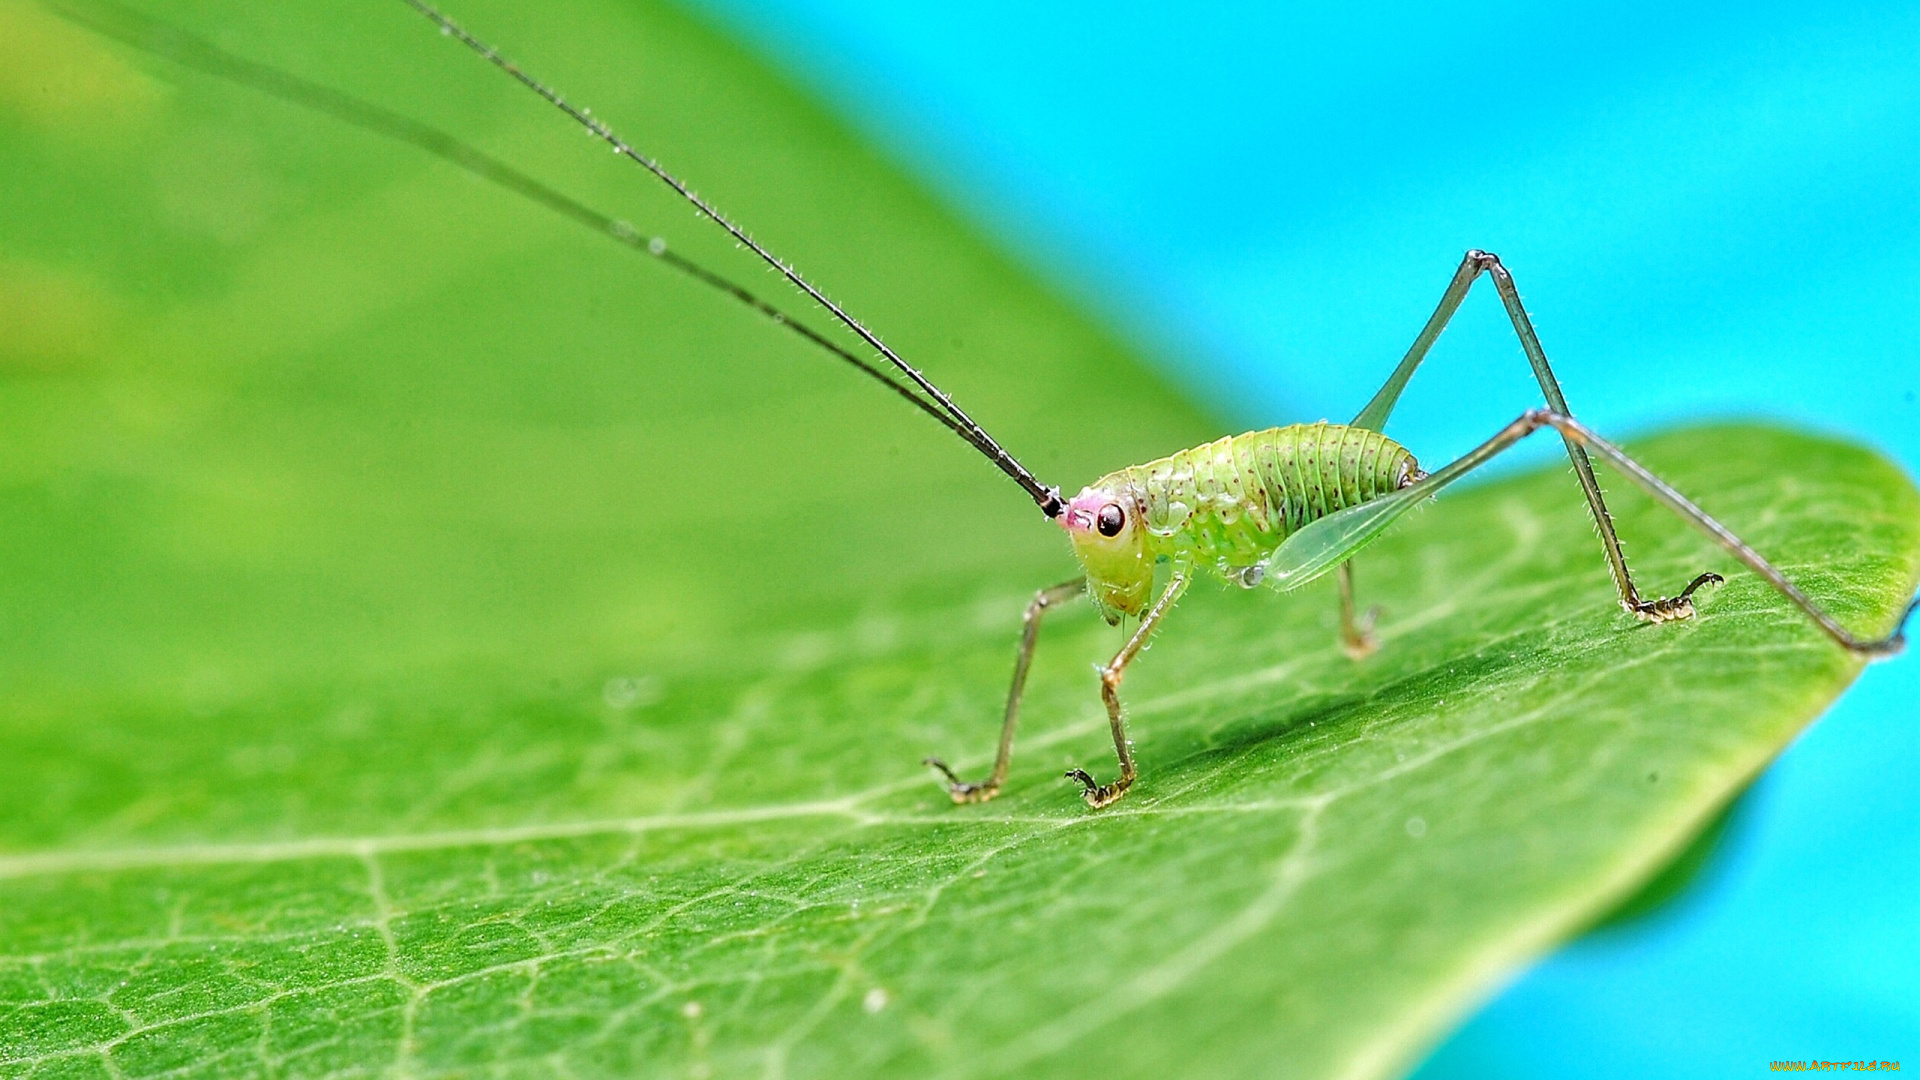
[
  {"x1": 46, "y1": 0, "x2": 987, "y2": 454},
  {"x1": 398, "y1": 0, "x2": 1065, "y2": 519}
]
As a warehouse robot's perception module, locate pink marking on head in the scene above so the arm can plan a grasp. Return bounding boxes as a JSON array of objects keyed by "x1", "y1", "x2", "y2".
[{"x1": 1060, "y1": 486, "x2": 1111, "y2": 534}]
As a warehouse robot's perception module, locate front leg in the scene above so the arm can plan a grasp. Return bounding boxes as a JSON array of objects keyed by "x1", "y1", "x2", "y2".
[
  {"x1": 1066, "y1": 563, "x2": 1192, "y2": 809},
  {"x1": 925, "y1": 578, "x2": 1085, "y2": 804}
]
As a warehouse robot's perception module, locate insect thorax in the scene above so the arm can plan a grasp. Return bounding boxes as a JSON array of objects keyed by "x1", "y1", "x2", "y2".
[{"x1": 1108, "y1": 423, "x2": 1419, "y2": 580}]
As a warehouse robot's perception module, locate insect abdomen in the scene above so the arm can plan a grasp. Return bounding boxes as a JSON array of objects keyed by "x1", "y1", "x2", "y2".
[{"x1": 1116, "y1": 423, "x2": 1418, "y2": 573}]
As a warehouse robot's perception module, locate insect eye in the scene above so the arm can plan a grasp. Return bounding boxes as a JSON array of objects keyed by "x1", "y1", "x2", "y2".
[{"x1": 1096, "y1": 504, "x2": 1126, "y2": 537}]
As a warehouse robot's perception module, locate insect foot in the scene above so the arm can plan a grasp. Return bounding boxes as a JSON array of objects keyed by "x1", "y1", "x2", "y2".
[
  {"x1": 1340, "y1": 619, "x2": 1381, "y2": 661},
  {"x1": 922, "y1": 758, "x2": 1002, "y2": 804},
  {"x1": 1631, "y1": 571, "x2": 1725, "y2": 624},
  {"x1": 1857, "y1": 597, "x2": 1919, "y2": 658},
  {"x1": 1065, "y1": 767, "x2": 1135, "y2": 809}
]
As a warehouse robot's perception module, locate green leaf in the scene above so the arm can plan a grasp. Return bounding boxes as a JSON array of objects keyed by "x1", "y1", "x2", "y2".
[{"x1": 2, "y1": 1, "x2": 1918, "y2": 1078}]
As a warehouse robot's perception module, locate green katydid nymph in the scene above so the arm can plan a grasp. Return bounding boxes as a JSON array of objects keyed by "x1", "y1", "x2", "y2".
[{"x1": 63, "y1": 0, "x2": 1918, "y2": 812}]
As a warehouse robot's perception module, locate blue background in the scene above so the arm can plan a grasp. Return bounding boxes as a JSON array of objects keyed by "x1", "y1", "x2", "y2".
[{"x1": 682, "y1": 0, "x2": 1919, "y2": 1073}]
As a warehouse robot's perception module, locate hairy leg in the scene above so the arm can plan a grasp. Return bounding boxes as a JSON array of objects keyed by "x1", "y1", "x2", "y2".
[{"x1": 926, "y1": 578, "x2": 1086, "y2": 803}]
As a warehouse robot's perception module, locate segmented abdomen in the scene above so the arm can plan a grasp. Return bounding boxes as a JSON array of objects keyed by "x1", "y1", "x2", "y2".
[{"x1": 1108, "y1": 423, "x2": 1418, "y2": 574}]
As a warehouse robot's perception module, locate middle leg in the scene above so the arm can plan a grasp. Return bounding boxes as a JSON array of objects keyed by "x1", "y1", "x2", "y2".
[{"x1": 1337, "y1": 561, "x2": 1380, "y2": 660}]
